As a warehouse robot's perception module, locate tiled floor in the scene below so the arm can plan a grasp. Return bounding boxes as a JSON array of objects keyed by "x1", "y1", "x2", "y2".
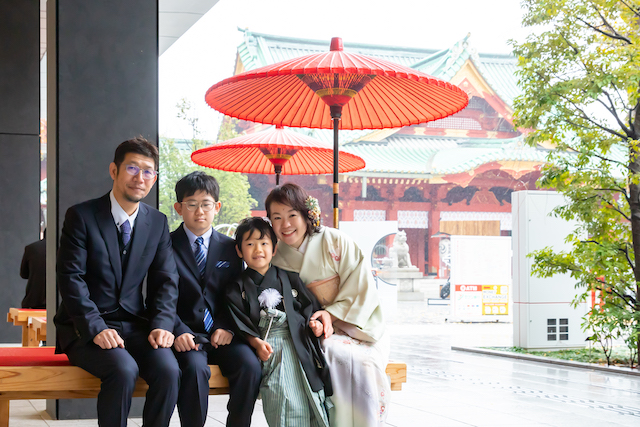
[{"x1": 7, "y1": 300, "x2": 640, "y2": 426}]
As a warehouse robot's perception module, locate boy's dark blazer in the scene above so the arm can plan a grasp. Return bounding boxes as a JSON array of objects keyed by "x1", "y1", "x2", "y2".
[
  {"x1": 54, "y1": 193, "x2": 179, "y2": 352},
  {"x1": 171, "y1": 223, "x2": 242, "y2": 337}
]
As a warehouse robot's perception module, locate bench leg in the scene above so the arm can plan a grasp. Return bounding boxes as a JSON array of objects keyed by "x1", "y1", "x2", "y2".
[
  {"x1": 0, "y1": 399, "x2": 9, "y2": 427},
  {"x1": 27, "y1": 327, "x2": 38, "y2": 347},
  {"x1": 21, "y1": 326, "x2": 29, "y2": 347}
]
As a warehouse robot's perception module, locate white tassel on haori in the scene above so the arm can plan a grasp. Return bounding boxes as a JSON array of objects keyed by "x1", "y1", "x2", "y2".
[{"x1": 258, "y1": 288, "x2": 282, "y2": 341}]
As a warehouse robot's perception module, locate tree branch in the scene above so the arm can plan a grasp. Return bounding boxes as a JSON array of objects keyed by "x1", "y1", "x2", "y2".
[
  {"x1": 592, "y1": 279, "x2": 636, "y2": 309},
  {"x1": 599, "y1": 91, "x2": 632, "y2": 135},
  {"x1": 619, "y1": 0, "x2": 640, "y2": 19},
  {"x1": 596, "y1": 194, "x2": 631, "y2": 221},
  {"x1": 559, "y1": 94, "x2": 629, "y2": 139},
  {"x1": 587, "y1": 150, "x2": 633, "y2": 171},
  {"x1": 619, "y1": 243, "x2": 636, "y2": 271},
  {"x1": 577, "y1": 6, "x2": 632, "y2": 44}
]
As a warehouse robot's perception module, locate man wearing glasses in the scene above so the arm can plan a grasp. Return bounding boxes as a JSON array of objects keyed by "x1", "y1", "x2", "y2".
[
  {"x1": 170, "y1": 171, "x2": 261, "y2": 427},
  {"x1": 55, "y1": 137, "x2": 181, "y2": 427}
]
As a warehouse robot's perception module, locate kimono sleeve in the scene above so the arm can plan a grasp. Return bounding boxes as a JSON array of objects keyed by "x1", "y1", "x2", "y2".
[
  {"x1": 225, "y1": 280, "x2": 260, "y2": 340},
  {"x1": 322, "y1": 229, "x2": 381, "y2": 337}
]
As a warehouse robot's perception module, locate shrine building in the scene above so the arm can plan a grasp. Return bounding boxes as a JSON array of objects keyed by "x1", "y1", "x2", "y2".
[{"x1": 225, "y1": 30, "x2": 550, "y2": 278}]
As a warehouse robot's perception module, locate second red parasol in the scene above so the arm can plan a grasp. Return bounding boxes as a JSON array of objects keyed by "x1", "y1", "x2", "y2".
[{"x1": 191, "y1": 126, "x2": 365, "y2": 186}]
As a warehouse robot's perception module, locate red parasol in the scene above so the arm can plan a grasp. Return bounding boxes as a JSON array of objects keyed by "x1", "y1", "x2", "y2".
[
  {"x1": 206, "y1": 37, "x2": 469, "y2": 226},
  {"x1": 191, "y1": 126, "x2": 365, "y2": 185}
]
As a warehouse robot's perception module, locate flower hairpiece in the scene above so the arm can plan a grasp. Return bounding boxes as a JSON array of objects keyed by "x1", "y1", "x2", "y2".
[{"x1": 305, "y1": 195, "x2": 321, "y2": 228}]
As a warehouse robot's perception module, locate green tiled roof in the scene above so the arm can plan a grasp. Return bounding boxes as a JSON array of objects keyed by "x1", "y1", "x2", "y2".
[
  {"x1": 237, "y1": 30, "x2": 438, "y2": 70},
  {"x1": 341, "y1": 135, "x2": 549, "y2": 175},
  {"x1": 411, "y1": 35, "x2": 519, "y2": 106},
  {"x1": 237, "y1": 29, "x2": 519, "y2": 107},
  {"x1": 342, "y1": 135, "x2": 459, "y2": 174}
]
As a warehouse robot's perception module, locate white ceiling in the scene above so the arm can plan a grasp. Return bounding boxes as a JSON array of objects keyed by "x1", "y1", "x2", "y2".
[
  {"x1": 39, "y1": 0, "x2": 220, "y2": 59},
  {"x1": 159, "y1": 0, "x2": 219, "y2": 55}
]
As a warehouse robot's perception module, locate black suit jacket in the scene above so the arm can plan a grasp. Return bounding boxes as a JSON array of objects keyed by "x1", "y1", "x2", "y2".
[
  {"x1": 54, "y1": 193, "x2": 180, "y2": 352},
  {"x1": 20, "y1": 237, "x2": 46, "y2": 309},
  {"x1": 171, "y1": 223, "x2": 242, "y2": 337}
]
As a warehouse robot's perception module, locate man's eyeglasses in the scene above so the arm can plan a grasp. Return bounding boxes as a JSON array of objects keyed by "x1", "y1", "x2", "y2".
[
  {"x1": 124, "y1": 165, "x2": 158, "y2": 180},
  {"x1": 181, "y1": 201, "x2": 217, "y2": 212}
]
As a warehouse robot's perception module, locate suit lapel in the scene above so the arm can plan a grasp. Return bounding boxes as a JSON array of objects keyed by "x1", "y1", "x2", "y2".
[
  {"x1": 95, "y1": 194, "x2": 122, "y2": 287},
  {"x1": 121, "y1": 203, "x2": 150, "y2": 287},
  {"x1": 174, "y1": 224, "x2": 201, "y2": 281}
]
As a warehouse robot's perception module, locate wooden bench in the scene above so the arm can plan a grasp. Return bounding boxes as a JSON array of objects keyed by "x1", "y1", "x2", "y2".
[
  {"x1": 28, "y1": 317, "x2": 46, "y2": 347},
  {"x1": 0, "y1": 347, "x2": 406, "y2": 426},
  {"x1": 6, "y1": 309, "x2": 46, "y2": 347}
]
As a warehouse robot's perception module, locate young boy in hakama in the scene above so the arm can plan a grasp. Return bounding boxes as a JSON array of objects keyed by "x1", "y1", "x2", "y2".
[{"x1": 226, "y1": 217, "x2": 333, "y2": 427}]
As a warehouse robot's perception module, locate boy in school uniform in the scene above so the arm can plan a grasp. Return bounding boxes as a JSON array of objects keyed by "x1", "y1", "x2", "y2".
[{"x1": 171, "y1": 171, "x2": 261, "y2": 427}]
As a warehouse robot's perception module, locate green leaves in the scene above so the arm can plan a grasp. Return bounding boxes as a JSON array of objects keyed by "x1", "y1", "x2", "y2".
[
  {"x1": 158, "y1": 101, "x2": 257, "y2": 232},
  {"x1": 158, "y1": 138, "x2": 257, "y2": 231},
  {"x1": 514, "y1": 0, "x2": 640, "y2": 364}
]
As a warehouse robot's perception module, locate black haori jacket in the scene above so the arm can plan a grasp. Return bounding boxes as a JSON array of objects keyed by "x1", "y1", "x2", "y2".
[{"x1": 226, "y1": 265, "x2": 333, "y2": 395}]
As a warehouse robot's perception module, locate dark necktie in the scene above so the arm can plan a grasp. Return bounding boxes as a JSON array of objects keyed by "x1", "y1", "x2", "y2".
[
  {"x1": 195, "y1": 236, "x2": 213, "y2": 332},
  {"x1": 121, "y1": 219, "x2": 131, "y2": 246},
  {"x1": 194, "y1": 236, "x2": 206, "y2": 279}
]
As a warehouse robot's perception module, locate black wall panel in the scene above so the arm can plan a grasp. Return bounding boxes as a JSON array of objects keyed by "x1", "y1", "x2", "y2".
[{"x1": 0, "y1": 0, "x2": 41, "y2": 343}]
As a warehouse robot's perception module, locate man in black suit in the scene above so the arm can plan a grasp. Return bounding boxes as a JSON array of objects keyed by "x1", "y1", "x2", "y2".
[
  {"x1": 171, "y1": 172, "x2": 261, "y2": 427},
  {"x1": 54, "y1": 137, "x2": 181, "y2": 427},
  {"x1": 20, "y1": 230, "x2": 46, "y2": 309}
]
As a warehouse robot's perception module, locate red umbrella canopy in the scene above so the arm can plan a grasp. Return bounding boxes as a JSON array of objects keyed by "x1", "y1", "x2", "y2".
[
  {"x1": 191, "y1": 126, "x2": 365, "y2": 177},
  {"x1": 205, "y1": 38, "x2": 469, "y2": 130}
]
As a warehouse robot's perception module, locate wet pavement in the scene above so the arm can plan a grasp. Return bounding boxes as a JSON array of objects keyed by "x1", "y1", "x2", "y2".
[{"x1": 9, "y1": 301, "x2": 640, "y2": 426}]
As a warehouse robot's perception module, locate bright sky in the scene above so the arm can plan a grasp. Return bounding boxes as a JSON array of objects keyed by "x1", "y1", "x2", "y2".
[{"x1": 159, "y1": 0, "x2": 529, "y2": 141}]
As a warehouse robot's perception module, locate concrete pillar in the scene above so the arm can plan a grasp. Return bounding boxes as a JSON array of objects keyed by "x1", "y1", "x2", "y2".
[
  {"x1": 0, "y1": 0, "x2": 41, "y2": 343},
  {"x1": 46, "y1": 0, "x2": 159, "y2": 419}
]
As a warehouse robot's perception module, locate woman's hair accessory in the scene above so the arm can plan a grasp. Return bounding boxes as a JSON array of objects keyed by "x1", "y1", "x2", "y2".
[{"x1": 305, "y1": 195, "x2": 321, "y2": 228}]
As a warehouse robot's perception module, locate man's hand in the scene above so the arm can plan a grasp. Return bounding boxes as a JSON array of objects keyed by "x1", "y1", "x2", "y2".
[
  {"x1": 93, "y1": 329, "x2": 125, "y2": 349},
  {"x1": 247, "y1": 336, "x2": 273, "y2": 361},
  {"x1": 174, "y1": 332, "x2": 197, "y2": 352},
  {"x1": 148, "y1": 329, "x2": 175, "y2": 349},
  {"x1": 210, "y1": 329, "x2": 233, "y2": 349},
  {"x1": 310, "y1": 310, "x2": 334, "y2": 339}
]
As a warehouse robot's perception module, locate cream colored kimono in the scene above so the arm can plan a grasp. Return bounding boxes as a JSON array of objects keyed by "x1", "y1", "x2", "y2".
[{"x1": 273, "y1": 227, "x2": 391, "y2": 426}]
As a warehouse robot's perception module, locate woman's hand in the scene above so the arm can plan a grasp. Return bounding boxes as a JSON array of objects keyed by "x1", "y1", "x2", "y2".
[
  {"x1": 310, "y1": 310, "x2": 334, "y2": 339},
  {"x1": 309, "y1": 319, "x2": 323, "y2": 337}
]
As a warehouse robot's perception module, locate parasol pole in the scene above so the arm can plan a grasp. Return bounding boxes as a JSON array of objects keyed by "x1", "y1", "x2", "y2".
[
  {"x1": 330, "y1": 105, "x2": 342, "y2": 228},
  {"x1": 274, "y1": 165, "x2": 282, "y2": 186}
]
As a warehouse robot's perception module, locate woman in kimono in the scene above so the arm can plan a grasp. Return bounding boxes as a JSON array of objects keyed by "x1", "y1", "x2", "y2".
[
  {"x1": 226, "y1": 217, "x2": 333, "y2": 427},
  {"x1": 266, "y1": 183, "x2": 390, "y2": 426}
]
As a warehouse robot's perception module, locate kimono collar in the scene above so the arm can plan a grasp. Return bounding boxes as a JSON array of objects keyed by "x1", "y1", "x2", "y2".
[
  {"x1": 246, "y1": 265, "x2": 277, "y2": 287},
  {"x1": 297, "y1": 235, "x2": 310, "y2": 254}
]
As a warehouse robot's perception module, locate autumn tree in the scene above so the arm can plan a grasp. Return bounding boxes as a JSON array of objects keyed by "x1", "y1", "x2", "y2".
[{"x1": 511, "y1": 0, "x2": 640, "y2": 363}]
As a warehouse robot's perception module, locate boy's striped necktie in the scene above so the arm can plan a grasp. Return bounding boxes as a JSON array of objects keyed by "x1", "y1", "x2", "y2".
[{"x1": 194, "y1": 236, "x2": 213, "y2": 333}]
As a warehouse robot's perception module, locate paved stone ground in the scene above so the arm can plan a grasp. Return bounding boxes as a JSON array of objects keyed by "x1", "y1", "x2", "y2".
[{"x1": 9, "y1": 300, "x2": 640, "y2": 426}]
